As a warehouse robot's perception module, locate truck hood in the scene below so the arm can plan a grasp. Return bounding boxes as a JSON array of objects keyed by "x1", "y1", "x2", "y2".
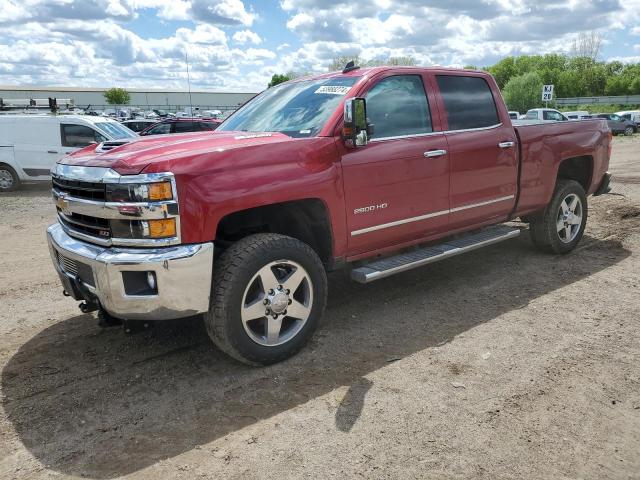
[{"x1": 59, "y1": 131, "x2": 296, "y2": 175}]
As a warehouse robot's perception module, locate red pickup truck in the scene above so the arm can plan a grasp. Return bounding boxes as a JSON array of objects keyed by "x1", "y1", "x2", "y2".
[{"x1": 48, "y1": 65, "x2": 611, "y2": 365}]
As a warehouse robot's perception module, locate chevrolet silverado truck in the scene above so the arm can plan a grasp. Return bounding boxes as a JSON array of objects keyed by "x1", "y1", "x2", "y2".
[{"x1": 47, "y1": 65, "x2": 612, "y2": 365}]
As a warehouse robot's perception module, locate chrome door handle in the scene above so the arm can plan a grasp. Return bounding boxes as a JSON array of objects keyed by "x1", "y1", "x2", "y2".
[
  {"x1": 498, "y1": 141, "x2": 515, "y2": 149},
  {"x1": 424, "y1": 149, "x2": 447, "y2": 158}
]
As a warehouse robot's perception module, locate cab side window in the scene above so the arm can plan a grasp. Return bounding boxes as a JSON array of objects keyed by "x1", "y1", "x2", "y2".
[
  {"x1": 61, "y1": 124, "x2": 106, "y2": 147},
  {"x1": 365, "y1": 75, "x2": 432, "y2": 139},
  {"x1": 436, "y1": 75, "x2": 500, "y2": 130}
]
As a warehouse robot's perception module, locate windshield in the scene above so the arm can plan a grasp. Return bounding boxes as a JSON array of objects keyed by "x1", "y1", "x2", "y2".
[
  {"x1": 95, "y1": 122, "x2": 138, "y2": 139},
  {"x1": 218, "y1": 76, "x2": 360, "y2": 138}
]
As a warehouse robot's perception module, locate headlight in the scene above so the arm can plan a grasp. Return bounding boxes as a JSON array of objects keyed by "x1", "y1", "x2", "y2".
[{"x1": 106, "y1": 181, "x2": 173, "y2": 202}]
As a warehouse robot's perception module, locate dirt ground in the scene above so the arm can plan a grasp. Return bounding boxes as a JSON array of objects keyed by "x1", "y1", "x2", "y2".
[{"x1": 0, "y1": 137, "x2": 639, "y2": 480}]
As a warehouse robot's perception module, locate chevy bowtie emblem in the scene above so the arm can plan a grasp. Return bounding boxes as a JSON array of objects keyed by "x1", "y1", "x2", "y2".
[{"x1": 56, "y1": 196, "x2": 71, "y2": 216}]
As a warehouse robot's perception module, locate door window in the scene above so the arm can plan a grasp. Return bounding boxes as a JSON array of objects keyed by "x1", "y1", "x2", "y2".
[
  {"x1": 60, "y1": 124, "x2": 106, "y2": 147},
  {"x1": 436, "y1": 75, "x2": 500, "y2": 130},
  {"x1": 365, "y1": 75, "x2": 432, "y2": 139}
]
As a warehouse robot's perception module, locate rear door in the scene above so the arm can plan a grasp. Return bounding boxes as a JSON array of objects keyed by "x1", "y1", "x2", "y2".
[
  {"x1": 341, "y1": 72, "x2": 450, "y2": 255},
  {"x1": 434, "y1": 74, "x2": 518, "y2": 230}
]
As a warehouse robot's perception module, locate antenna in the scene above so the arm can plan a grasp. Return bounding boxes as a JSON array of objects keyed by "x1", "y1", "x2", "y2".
[
  {"x1": 342, "y1": 60, "x2": 360, "y2": 74},
  {"x1": 185, "y1": 50, "x2": 194, "y2": 117}
]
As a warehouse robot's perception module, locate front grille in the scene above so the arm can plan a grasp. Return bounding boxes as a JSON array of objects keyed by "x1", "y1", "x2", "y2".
[
  {"x1": 56, "y1": 251, "x2": 95, "y2": 287},
  {"x1": 51, "y1": 167, "x2": 179, "y2": 247},
  {"x1": 58, "y1": 211, "x2": 111, "y2": 240},
  {"x1": 52, "y1": 177, "x2": 106, "y2": 201}
]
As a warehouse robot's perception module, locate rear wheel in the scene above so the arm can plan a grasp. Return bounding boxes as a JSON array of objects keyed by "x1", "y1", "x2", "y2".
[
  {"x1": 0, "y1": 164, "x2": 19, "y2": 192},
  {"x1": 205, "y1": 233, "x2": 327, "y2": 365},
  {"x1": 529, "y1": 179, "x2": 587, "y2": 254},
  {"x1": 624, "y1": 126, "x2": 634, "y2": 136}
]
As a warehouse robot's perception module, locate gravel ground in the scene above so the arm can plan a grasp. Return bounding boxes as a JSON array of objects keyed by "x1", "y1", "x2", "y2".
[{"x1": 0, "y1": 137, "x2": 639, "y2": 480}]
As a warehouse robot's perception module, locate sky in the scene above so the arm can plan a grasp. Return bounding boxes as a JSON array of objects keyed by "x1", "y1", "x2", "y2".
[{"x1": 1, "y1": 0, "x2": 640, "y2": 92}]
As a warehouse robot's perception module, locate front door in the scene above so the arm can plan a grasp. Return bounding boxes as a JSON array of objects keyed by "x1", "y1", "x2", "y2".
[
  {"x1": 433, "y1": 74, "x2": 518, "y2": 229},
  {"x1": 341, "y1": 73, "x2": 450, "y2": 256}
]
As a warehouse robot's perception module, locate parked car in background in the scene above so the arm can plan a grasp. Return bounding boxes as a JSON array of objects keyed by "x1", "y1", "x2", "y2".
[
  {"x1": 139, "y1": 117, "x2": 222, "y2": 136},
  {"x1": 202, "y1": 109, "x2": 224, "y2": 120},
  {"x1": 524, "y1": 108, "x2": 568, "y2": 122},
  {"x1": 563, "y1": 111, "x2": 590, "y2": 120},
  {"x1": 592, "y1": 113, "x2": 637, "y2": 135},
  {"x1": 0, "y1": 115, "x2": 137, "y2": 191},
  {"x1": 121, "y1": 119, "x2": 158, "y2": 133},
  {"x1": 508, "y1": 111, "x2": 520, "y2": 120},
  {"x1": 616, "y1": 111, "x2": 640, "y2": 129}
]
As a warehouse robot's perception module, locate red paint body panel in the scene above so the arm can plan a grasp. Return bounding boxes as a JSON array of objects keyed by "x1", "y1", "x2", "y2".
[{"x1": 60, "y1": 67, "x2": 611, "y2": 264}]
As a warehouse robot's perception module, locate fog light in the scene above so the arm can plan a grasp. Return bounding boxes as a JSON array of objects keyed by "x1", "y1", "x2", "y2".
[
  {"x1": 147, "y1": 271, "x2": 156, "y2": 290},
  {"x1": 147, "y1": 218, "x2": 176, "y2": 238}
]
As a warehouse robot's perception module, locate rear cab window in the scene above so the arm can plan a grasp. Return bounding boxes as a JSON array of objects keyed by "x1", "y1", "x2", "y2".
[
  {"x1": 365, "y1": 75, "x2": 432, "y2": 139},
  {"x1": 436, "y1": 75, "x2": 500, "y2": 130}
]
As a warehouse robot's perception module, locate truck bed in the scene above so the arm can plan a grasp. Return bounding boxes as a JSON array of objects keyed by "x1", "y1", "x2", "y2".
[{"x1": 513, "y1": 118, "x2": 610, "y2": 218}]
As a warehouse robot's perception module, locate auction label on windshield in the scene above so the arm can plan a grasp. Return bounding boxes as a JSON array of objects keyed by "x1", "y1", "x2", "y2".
[{"x1": 315, "y1": 85, "x2": 351, "y2": 95}]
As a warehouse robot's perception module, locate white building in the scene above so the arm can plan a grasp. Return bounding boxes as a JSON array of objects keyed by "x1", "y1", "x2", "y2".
[{"x1": 0, "y1": 86, "x2": 258, "y2": 113}]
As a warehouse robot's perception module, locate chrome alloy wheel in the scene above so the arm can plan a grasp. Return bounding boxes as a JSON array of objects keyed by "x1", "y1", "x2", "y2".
[
  {"x1": 556, "y1": 193, "x2": 583, "y2": 243},
  {"x1": 0, "y1": 169, "x2": 14, "y2": 189},
  {"x1": 240, "y1": 259, "x2": 313, "y2": 347}
]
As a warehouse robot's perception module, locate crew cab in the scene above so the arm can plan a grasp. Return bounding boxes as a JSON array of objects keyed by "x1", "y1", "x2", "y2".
[{"x1": 47, "y1": 66, "x2": 611, "y2": 365}]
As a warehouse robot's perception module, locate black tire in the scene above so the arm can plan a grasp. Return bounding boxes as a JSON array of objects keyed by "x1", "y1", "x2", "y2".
[
  {"x1": 0, "y1": 164, "x2": 19, "y2": 192},
  {"x1": 205, "y1": 233, "x2": 328, "y2": 366},
  {"x1": 529, "y1": 179, "x2": 588, "y2": 254},
  {"x1": 624, "y1": 126, "x2": 634, "y2": 136}
]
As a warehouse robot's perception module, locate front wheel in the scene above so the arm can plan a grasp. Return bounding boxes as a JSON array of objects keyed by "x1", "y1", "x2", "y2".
[
  {"x1": 205, "y1": 233, "x2": 328, "y2": 365},
  {"x1": 529, "y1": 179, "x2": 588, "y2": 254},
  {"x1": 624, "y1": 126, "x2": 634, "y2": 136}
]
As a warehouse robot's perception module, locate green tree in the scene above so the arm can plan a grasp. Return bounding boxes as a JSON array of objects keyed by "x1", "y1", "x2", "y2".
[
  {"x1": 267, "y1": 73, "x2": 292, "y2": 88},
  {"x1": 502, "y1": 72, "x2": 543, "y2": 113},
  {"x1": 103, "y1": 88, "x2": 130, "y2": 105},
  {"x1": 605, "y1": 76, "x2": 631, "y2": 96}
]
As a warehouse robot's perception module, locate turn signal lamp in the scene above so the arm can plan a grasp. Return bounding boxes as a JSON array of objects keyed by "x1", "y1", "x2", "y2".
[{"x1": 148, "y1": 218, "x2": 177, "y2": 238}]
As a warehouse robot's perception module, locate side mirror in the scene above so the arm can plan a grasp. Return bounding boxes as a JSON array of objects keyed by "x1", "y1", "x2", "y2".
[{"x1": 343, "y1": 97, "x2": 371, "y2": 147}]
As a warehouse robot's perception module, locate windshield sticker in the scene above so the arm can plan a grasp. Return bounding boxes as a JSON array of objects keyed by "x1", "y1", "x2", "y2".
[
  {"x1": 299, "y1": 129, "x2": 311, "y2": 134},
  {"x1": 314, "y1": 85, "x2": 351, "y2": 95}
]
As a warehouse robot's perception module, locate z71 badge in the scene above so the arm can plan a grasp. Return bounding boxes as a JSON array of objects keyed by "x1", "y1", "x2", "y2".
[{"x1": 354, "y1": 203, "x2": 388, "y2": 215}]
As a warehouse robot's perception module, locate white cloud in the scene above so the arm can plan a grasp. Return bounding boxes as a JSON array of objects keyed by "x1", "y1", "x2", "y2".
[{"x1": 232, "y1": 30, "x2": 262, "y2": 45}]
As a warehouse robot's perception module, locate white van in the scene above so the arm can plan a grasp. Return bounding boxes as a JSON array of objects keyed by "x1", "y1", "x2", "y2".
[{"x1": 0, "y1": 114, "x2": 137, "y2": 191}]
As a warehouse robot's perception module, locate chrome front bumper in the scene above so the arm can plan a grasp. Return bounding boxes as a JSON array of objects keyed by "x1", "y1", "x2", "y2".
[{"x1": 47, "y1": 223, "x2": 214, "y2": 320}]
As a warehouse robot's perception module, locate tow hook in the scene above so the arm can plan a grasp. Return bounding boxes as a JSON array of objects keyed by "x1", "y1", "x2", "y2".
[{"x1": 79, "y1": 301, "x2": 99, "y2": 314}]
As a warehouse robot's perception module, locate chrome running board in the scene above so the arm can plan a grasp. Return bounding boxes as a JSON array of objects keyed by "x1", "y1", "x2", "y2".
[{"x1": 351, "y1": 225, "x2": 522, "y2": 284}]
